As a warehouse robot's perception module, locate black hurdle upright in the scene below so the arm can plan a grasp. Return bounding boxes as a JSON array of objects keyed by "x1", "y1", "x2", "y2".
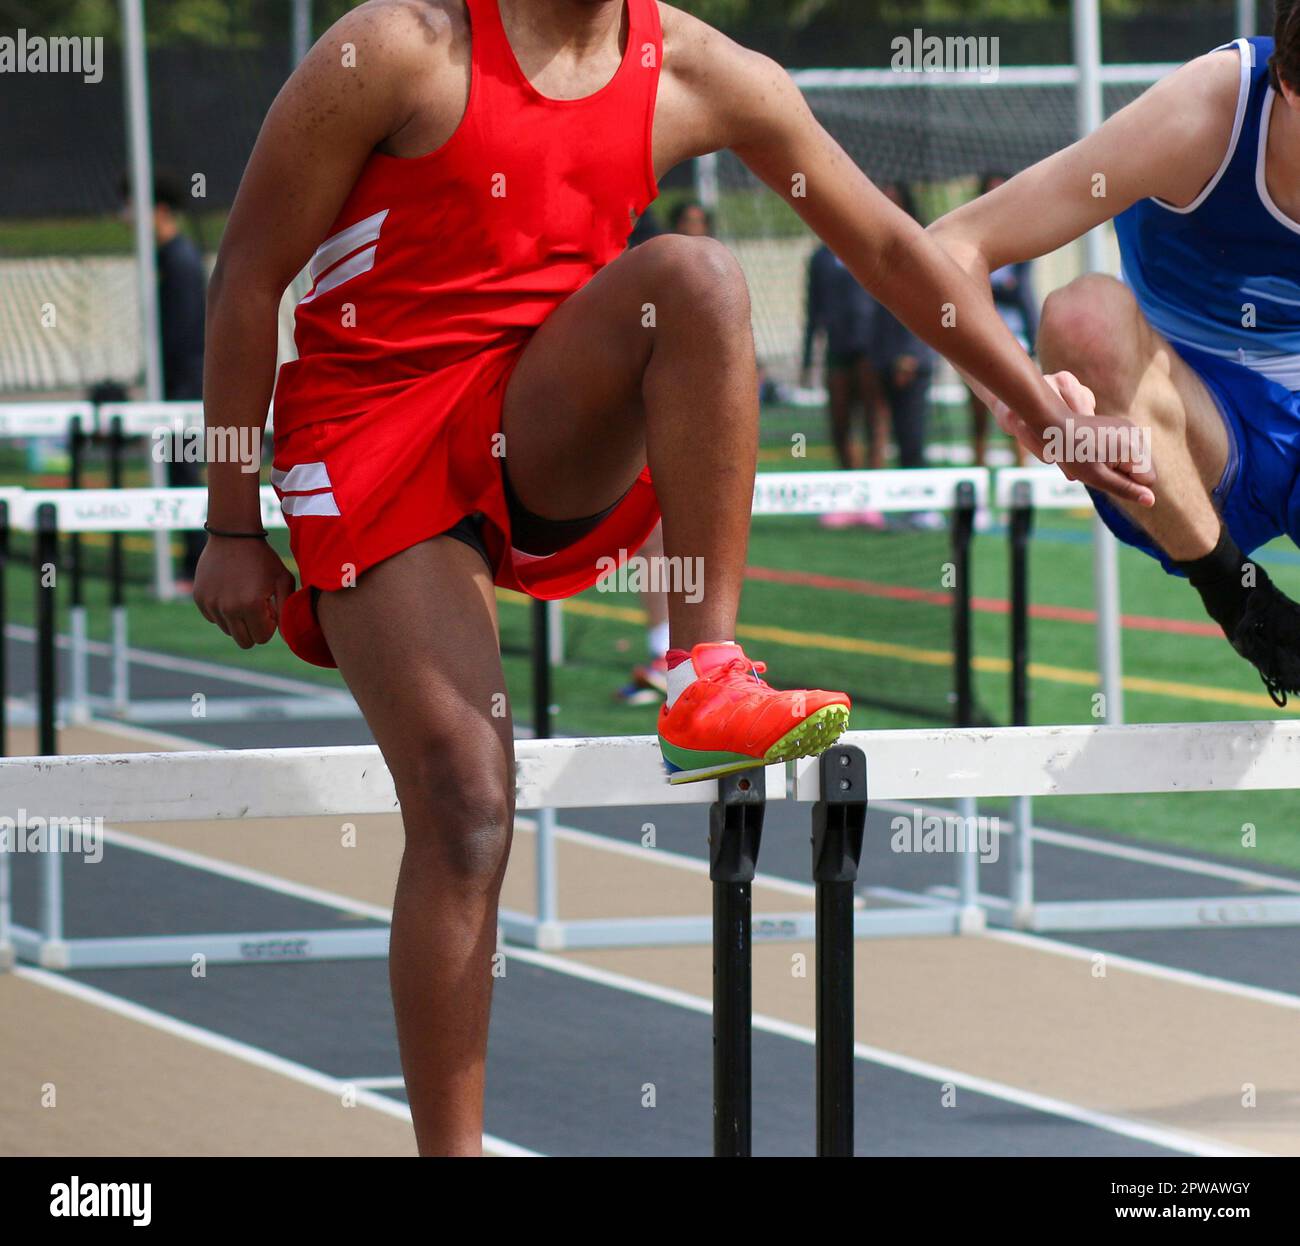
[
  {"x1": 108, "y1": 416, "x2": 127, "y2": 616},
  {"x1": 0, "y1": 498, "x2": 8, "y2": 757},
  {"x1": 709, "y1": 767, "x2": 766, "y2": 1157},
  {"x1": 1009, "y1": 480, "x2": 1035, "y2": 728},
  {"x1": 950, "y1": 479, "x2": 977, "y2": 728},
  {"x1": 811, "y1": 743, "x2": 867, "y2": 1156},
  {"x1": 530, "y1": 598, "x2": 552, "y2": 740},
  {"x1": 67, "y1": 413, "x2": 86, "y2": 621},
  {"x1": 35, "y1": 502, "x2": 58, "y2": 756}
]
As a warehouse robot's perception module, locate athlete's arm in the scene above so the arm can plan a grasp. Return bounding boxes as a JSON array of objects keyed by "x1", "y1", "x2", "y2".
[
  {"x1": 922, "y1": 49, "x2": 1239, "y2": 440},
  {"x1": 198, "y1": 2, "x2": 437, "y2": 646},
  {"x1": 660, "y1": 13, "x2": 1153, "y2": 504}
]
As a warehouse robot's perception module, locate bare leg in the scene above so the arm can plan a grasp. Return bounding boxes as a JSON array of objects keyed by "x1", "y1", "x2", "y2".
[
  {"x1": 1036, "y1": 274, "x2": 1227, "y2": 561},
  {"x1": 826, "y1": 368, "x2": 857, "y2": 470},
  {"x1": 859, "y1": 358, "x2": 888, "y2": 470},
  {"x1": 637, "y1": 521, "x2": 669, "y2": 637},
  {"x1": 502, "y1": 234, "x2": 758, "y2": 649},
  {"x1": 970, "y1": 390, "x2": 989, "y2": 467},
  {"x1": 317, "y1": 538, "x2": 512, "y2": 1156}
]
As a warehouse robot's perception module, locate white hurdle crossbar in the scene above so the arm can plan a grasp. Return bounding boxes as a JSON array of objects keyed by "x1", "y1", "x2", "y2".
[
  {"x1": 0, "y1": 741, "x2": 786, "y2": 968},
  {"x1": 5, "y1": 718, "x2": 1299, "y2": 969}
]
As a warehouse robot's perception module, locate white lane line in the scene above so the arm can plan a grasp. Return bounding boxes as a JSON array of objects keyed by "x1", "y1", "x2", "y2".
[
  {"x1": 73, "y1": 814, "x2": 1256, "y2": 1154},
  {"x1": 499, "y1": 945, "x2": 1261, "y2": 1158},
  {"x1": 15, "y1": 967, "x2": 541, "y2": 1159},
  {"x1": 68, "y1": 716, "x2": 219, "y2": 753},
  {"x1": 985, "y1": 928, "x2": 1300, "y2": 1010},
  {"x1": 515, "y1": 816, "x2": 821, "y2": 902},
  {"x1": 1028, "y1": 825, "x2": 1300, "y2": 894},
  {"x1": 872, "y1": 797, "x2": 1300, "y2": 892},
  {"x1": 5, "y1": 623, "x2": 355, "y2": 701},
  {"x1": 95, "y1": 809, "x2": 810, "y2": 924},
  {"x1": 99, "y1": 827, "x2": 397, "y2": 925}
]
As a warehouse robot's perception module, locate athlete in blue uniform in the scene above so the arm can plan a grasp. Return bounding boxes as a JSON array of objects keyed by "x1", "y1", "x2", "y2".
[{"x1": 930, "y1": 15, "x2": 1300, "y2": 704}]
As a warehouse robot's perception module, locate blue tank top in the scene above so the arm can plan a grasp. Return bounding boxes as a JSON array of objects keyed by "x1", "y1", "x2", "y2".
[{"x1": 1114, "y1": 37, "x2": 1300, "y2": 391}]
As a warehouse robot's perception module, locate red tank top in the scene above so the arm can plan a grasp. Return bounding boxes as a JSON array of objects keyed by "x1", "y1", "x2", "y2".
[{"x1": 273, "y1": 0, "x2": 662, "y2": 434}]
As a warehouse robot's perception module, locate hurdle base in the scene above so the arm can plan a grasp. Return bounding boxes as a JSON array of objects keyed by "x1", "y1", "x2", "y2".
[
  {"x1": 957, "y1": 905, "x2": 987, "y2": 935},
  {"x1": 498, "y1": 901, "x2": 968, "y2": 949},
  {"x1": 10, "y1": 925, "x2": 390, "y2": 970},
  {"x1": 0, "y1": 942, "x2": 14, "y2": 972},
  {"x1": 948, "y1": 891, "x2": 1300, "y2": 933},
  {"x1": 37, "y1": 937, "x2": 71, "y2": 970}
]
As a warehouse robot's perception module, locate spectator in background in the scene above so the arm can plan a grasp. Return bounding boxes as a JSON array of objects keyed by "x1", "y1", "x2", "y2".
[
  {"x1": 871, "y1": 183, "x2": 933, "y2": 474},
  {"x1": 123, "y1": 171, "x2": 208, "y2": 589},
  {"x1": 802, "y1": 240, "x2": 886, "y2": 527},
  {"x1": 670, "y1": 199, "x2": 712, "y2": 236},
  {"x1": 967, "y1": 173, "x2": 1039, "y2": 467},
  {"x1": 628, "y1": 205, "x2": 664, "y2": 248}
]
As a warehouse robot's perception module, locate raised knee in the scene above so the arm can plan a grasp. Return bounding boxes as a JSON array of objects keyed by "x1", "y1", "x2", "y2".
[
  {"x1": 393, "y1": 751, "x2": 514, "y2": 886},
  {"x1": 635, "y1": 233, "x2": 750, "y2": 322},
  {"x1": 1037, "y1": 274, "x2": 1135, "y2": 380}
]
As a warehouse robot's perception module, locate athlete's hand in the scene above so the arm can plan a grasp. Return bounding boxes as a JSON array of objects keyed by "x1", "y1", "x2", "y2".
[
  {"x1": 992, "y1": 371, "x2": 1156, "y2": 508},
  {"x1": 193, "y1": 537, "x2": 297, "y2": 649}
]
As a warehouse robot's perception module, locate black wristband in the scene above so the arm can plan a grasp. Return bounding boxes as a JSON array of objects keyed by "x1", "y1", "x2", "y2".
[{"x1": 203, "y1": 522, "x2": 269, "y2": 539}]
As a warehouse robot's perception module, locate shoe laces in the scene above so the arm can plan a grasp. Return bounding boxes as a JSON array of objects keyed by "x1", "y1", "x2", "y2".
[
  {"x1": 1260, "y1": 672, "x2": 1290, "y2": 709},
  {"x1": 712, "y1": 655, "x2": 769, "y2": 687},
  {"x1": 1234, "y1": 584, "x2": 1300, "y2": 708}
]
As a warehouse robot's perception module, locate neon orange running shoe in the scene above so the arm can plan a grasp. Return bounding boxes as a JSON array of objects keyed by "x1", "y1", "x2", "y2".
[{"x1": 658, "y1": 643, "x2": 851, "y2": 784}]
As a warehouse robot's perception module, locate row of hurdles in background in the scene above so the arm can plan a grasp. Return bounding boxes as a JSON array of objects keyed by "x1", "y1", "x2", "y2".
[
  {"x1": 0, "y1": 398, "x2": 1088, "y2": 741},
  {"x1": 0, "y1": 427, "x2": 1297, "y2": 964}
]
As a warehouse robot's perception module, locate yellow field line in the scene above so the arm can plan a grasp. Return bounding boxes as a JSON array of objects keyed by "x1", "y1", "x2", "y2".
[{"x1": 505, "y1": 591, "x2": 1297, "y2": 715}]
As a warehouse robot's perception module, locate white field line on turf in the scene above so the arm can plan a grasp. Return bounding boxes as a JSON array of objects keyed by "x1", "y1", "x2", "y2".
[
  {"x1": 500, "y1": 945, "x2": 1260, "y2": 1158},
  {"x1": 871, "y1": 797, "x2": 1300, "y2": 893},
  {"x1": 15, "y1": 967, "x2": 540, "y2": 1158}
]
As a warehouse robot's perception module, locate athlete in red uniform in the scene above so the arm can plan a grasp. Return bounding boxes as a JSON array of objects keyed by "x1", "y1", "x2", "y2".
[{"x1": 198, "y1": 0, "x2": 1151, "y2": 1154}]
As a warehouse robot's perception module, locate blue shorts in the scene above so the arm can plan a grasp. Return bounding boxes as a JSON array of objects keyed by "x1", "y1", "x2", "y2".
[{"x1": 1090, "y1": 343, "x2": 1300, "y2": 574}]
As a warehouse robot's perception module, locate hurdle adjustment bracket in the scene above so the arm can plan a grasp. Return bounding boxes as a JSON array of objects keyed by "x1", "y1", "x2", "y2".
[{"x1": 811, "y1": 744, "x2": 867, "y2": 1157}]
